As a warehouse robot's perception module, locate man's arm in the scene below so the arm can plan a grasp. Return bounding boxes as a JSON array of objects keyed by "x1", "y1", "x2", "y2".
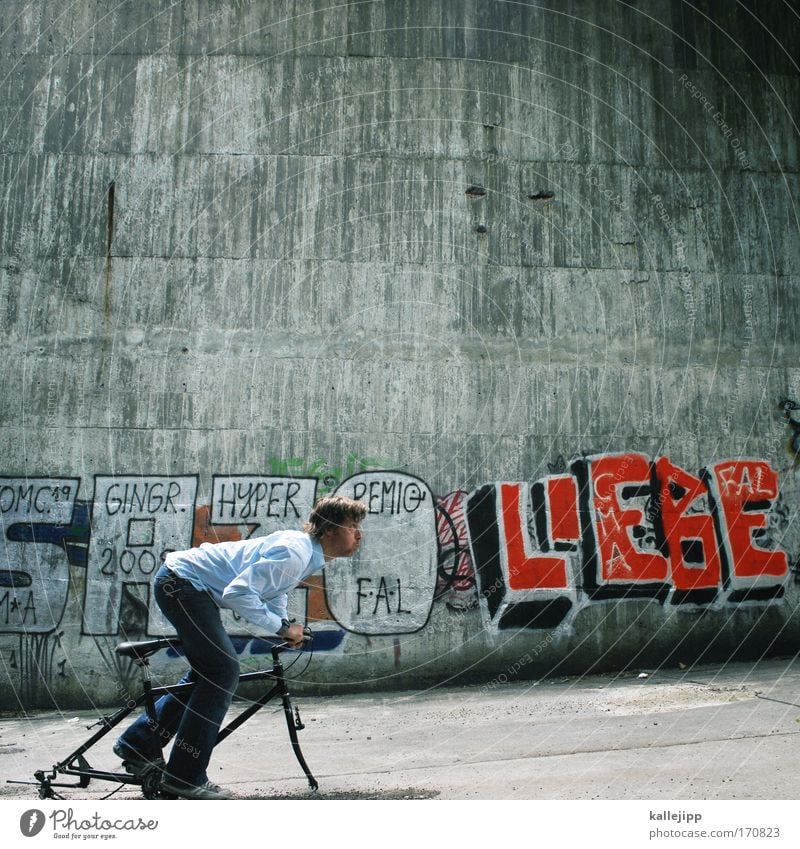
[
  {"x1": 220, "y1": 546, "x2": 295, "y2": 635},
  {"x1": 262, "y1": 577, "x2": 310, "y2": 646}
]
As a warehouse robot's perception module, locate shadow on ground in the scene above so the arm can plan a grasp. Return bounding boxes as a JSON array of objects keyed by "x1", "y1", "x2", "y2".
[{"x1": 238, "y1": 788, "x2": 440, "y2": 800}]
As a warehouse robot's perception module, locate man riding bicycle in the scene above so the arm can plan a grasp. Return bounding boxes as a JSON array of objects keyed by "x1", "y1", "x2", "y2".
[{"x1": 113, "y1": 494, "x2": 366, "y2": 800}]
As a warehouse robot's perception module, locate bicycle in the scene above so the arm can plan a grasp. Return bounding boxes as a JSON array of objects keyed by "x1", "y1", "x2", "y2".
[{"x1": 11, "y1": 630, "x2": 319, "y2": 799}]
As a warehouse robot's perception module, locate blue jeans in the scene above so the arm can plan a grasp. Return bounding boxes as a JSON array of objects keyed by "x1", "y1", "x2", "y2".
[{"x1": 117, "y1": 565, "x2": 240, "y2": 788}]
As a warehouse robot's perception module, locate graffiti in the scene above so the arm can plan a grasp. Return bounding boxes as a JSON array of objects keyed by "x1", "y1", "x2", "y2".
[
  {"x1": 0, "y1": 478, "x2": 81, "y2": 634},
  {"x1": 531, "y1": 474, "x2": 581, "y2": 551},
  {"x1": 581, "y1": 452, "x2": 668, "y2": 587},
  {"x1": 192, "y1": 504, "x2": 255, "y2": 547},
  {"x1": 0, "y1": 455, "x2": 792, "y2": 646},
  {"x1": 500, "y1": 482, "x2": 570, "y2": 590},
  {"x1": 351, "y1": 477, "x2": 429, "y2": 515},
  {"x1": 84, "y1": 476, "x2": 198, "y2": 636},
  {"x1": 466, "y1": 483, "x2": 575, "y2": 632},
  {"x1": 355, "y1": 577, "x2": 412, "y2": 616},
  {"x1": 655, "y1": 457, "x2": 721, "y2": 603},
  {"x1": 13, "y1": 631, "x2": 65, "y2": 706},
  {"x1": 326, "y1": 472, "x2": 439, "y2": 634},
  {"x1": 465, "y1": 454, "x2": 789, "y2": 630},
  {"x1": 435, "y1": 490, "x2": 476, "y2": 610},
  {"x1": 268, "y1": 453, "x2": 391, "y2": 495},
  {"x1": 780, "y1": 398, "x2": 800, "y2": 463},
  {"x1": 704, "y1": 460, "x2": 787, "y2": 601},
  {"x1": 210, "y1": 475, "x2": 316, "y2": 526}
]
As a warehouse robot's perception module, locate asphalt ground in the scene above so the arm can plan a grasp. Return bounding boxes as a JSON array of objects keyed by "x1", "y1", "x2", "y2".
[
  {"x1": 0, "y1": 658, "x2": 800, "y2": 849},
  {"x1": 2, "y1": 656, "x2": 799, "y2": 803}
]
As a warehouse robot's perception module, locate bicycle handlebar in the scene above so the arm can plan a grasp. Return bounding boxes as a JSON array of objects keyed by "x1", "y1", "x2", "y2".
[{"x1": 272, "y1": 625, "x2": 313, "y2": 652}]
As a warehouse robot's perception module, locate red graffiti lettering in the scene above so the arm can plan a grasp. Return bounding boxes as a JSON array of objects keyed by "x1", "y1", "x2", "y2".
[
  {"x1": 500, "y1": 483, "x2": 568, "y2": 590},
  {"x1": 709, "y1": 461, "x2": 788, "y2": 579},
  {"x1": 655, "y1": 458, "x2": 721, "y2": 590},
  {"x1": 546, "y1": 475, "x2": 580, "y2": 543},
  {"x1": 590, "y1": 453, "x2": 669, "y2": 583}
]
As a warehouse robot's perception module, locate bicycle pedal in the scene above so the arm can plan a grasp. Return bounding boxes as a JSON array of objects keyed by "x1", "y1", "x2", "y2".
[
  {"x1": 122, "y1": 758, "x2": 164, "y2": 776},
  {"x1": 121, "y1": 760, "x2": 145, "y2": 775}
]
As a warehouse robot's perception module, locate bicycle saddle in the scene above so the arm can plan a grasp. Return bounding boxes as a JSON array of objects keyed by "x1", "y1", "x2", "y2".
[{"x1": 115, "y1": 638, "x2": 183, "y2": 662}]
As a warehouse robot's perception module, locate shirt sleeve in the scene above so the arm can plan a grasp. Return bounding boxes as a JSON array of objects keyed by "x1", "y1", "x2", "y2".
[
  {"x1": 263, "y1": 593, "x2": 289, "y2": 627},
  {"x1": 220, "y1": 544, "x2": 301, "y2": 634}
]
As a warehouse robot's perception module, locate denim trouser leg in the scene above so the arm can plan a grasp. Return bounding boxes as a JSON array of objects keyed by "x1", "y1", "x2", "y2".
[
  {"x1": 118, "y1": 567, "x2": 239, "y2": 787},
  {"x1": 117, "y1": 670, "x2": 194, "y2": 760}
]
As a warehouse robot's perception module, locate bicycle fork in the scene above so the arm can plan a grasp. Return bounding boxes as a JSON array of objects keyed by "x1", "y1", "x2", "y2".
[{"x1": 215, "y1": 649, "x2": 318, "y2": 792}]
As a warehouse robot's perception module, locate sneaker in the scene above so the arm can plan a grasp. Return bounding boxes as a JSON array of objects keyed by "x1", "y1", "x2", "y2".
[
  {"x1": 112, "y1": 741, "x2": 163, "y2": 774},
  {"x1": 160, "y1": 778, "x2": 233, "y2": 800}
]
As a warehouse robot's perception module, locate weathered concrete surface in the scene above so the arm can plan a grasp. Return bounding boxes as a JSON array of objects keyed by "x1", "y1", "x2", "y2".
[
  {"x1": 2, "y1": 657, "x2": 799, "y2": 800},
  {"x1": 1, "y1": 2, "x2": 799, "y2": 707}
]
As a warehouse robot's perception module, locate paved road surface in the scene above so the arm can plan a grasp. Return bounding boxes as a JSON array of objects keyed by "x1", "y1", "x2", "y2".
[{"x1": 2, "y1": 657, "x2": 799, "y2": 801}]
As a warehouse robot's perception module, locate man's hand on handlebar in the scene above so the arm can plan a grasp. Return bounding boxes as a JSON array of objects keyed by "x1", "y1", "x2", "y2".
[
  {"x1": 277, "y1": 621, "x2": 311, "y2": 648},
  {"x1": 283, "y1": 622, "x2": 305, "y2": 647}
]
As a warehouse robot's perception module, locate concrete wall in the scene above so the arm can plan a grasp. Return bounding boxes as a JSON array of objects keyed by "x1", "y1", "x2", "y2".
[{"x1": 1, "y1": 0, "x2": 799, "y2": 707}]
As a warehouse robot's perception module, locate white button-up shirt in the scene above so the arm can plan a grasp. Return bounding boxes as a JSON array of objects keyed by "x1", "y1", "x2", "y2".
[{"x1": 164, "y1": 530, "x2": 324, "y2": 634}]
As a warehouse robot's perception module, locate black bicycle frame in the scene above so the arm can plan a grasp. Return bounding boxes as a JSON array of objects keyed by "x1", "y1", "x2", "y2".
[{"x1": 20, "y1": 643, "x2": 318, "y2": 799}]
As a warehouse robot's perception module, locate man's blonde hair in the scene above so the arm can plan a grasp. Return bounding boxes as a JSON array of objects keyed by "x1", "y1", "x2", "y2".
[{"x1": 303, "y1": 495, "x2": 367, "y2": 540}]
